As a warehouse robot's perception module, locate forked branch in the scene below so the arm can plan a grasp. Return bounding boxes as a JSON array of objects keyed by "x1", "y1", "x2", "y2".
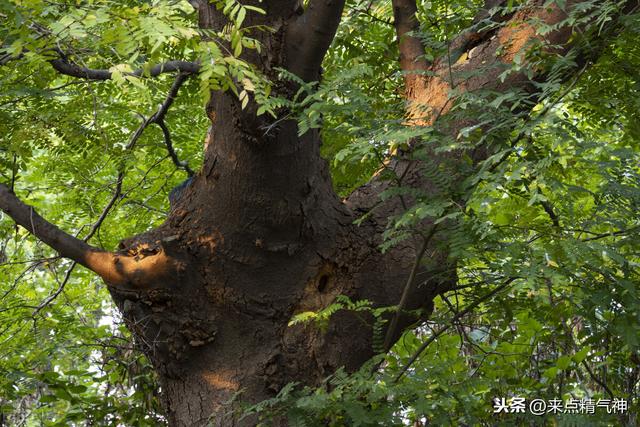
[
  {"x1": 354, "y1": 0, "x2": 634, "y2": 356},
  {"x1": 150, "y1": 72, "x2": 195, "y2": 176}
]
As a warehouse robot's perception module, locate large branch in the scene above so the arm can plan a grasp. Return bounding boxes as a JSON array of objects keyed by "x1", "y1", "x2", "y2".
[
  {"x1": 0, "y1": 184, "x2": 177, "y2": 288},
  {"x1": 392, "y1": 0, "x2": 431, "y2": 102},
  {"x1": 351, "y1": 0, "x2": 627, "y2": 214},
  {"x1": 0, "y1": 184, "x2": 107, "y2": 275},
  {"x1": 49, "y1": 58, "x2": 200, "y2": 81},
  {"x1": 285, "y1": 0, "x2": 346, "y2": 81},
  {"x1": 388, "y1": 0, "x2": 593, "y2": 131},
  {"x1": 0, "y1": 70, "x2": 196, "y2": 287}
]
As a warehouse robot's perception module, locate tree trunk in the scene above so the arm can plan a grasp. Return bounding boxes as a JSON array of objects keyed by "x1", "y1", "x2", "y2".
[
  {"x1": 108, "y1": 86, "x2": 436, "y2": 425},
  {"x1": 0, "y1": 0, "x2": 626, "y2": 425}
]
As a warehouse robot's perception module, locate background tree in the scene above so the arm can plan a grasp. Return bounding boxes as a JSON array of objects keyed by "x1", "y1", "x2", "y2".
[{"x1": 1, "y1": 0, "x2": 639, "y2": 426}]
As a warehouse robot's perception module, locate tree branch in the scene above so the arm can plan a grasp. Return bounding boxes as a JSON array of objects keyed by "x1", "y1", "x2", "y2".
[
  {"x1": 285, "y1": 0, "x2": 346, "y2": 81},
  {"x1": 391, "y1": 0, "x2": 430, "y2": 78},
  {"x1": 353, "y1": 7, "x2": 393, "y2": 26},
  {"x1": 0, "y1": 184, "x2": 109, "y2": 278},
  {"x1": 0, "y1": 184, "x2": 180, "y2": 288},
  {"x1": 0, "y1": 71, "x2": 193, "y2": 288},
  {"x1": 582, "y1": 226, "x2": 640, "y2": 242},
  {"x1": 348, "y1": 2, "x2": 636, "y2": 357},
  {"x1": 31, "y1": 174, "x2": 124, "y2": 314},
  {"x1": 32, "y1": 262, "x2": 76, "y2": 316},
  {"x1": 157, "y1": 121, "x2": 194, "y2": 177},
  {"x1": 383, "y1": 226, "x2": 437, "y2": 351},
  {"x1": 0, "y1": 51, "x2": 23, "y2": 66},
  {"x1": 581, "y1": 359, "x2": 615, "y2": 399},
  {"x1": 49, "y1": 58, "x2": 200, "y2": 81},
  {"x1": 150, "y1": 72, "x2": 189, "y2": 123},
  {"x1": 2, "y1": 38, "x2": 199, "y2": 79},
  {"x1": 149, "y1": 72, "x2": 195, "y2": 176},
  {"x1": 394, "y1": 277, "x2": 516, "y2": 381}
]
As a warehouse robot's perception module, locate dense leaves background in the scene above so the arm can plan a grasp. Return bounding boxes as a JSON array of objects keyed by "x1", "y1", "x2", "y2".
[{"x1": 1, "y1": 0, "x2": 639, "y2": 425}]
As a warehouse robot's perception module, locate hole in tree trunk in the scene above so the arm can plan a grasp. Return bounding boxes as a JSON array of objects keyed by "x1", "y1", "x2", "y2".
[{"x1": 317, "y1": 275, "x2": 329, "y2": 293}]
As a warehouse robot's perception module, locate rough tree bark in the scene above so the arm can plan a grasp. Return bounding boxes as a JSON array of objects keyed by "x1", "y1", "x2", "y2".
[{"x1": 0, "y1": 0, "x2": 628, "y2": 425}]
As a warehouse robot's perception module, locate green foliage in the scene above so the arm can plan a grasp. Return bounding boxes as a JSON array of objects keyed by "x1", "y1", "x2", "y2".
[
  {"x1": 289, "y1": 296, "x2": 392, "y2": 350},
  {"x1": 0, "y1": 0, "x2": 212, "y2": 423},
  {"x1": 1, "y1": 0, "x2": 640, "y2": 425}
]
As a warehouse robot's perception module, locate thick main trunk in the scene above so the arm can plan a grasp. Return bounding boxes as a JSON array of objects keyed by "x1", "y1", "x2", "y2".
[
  {"x1": 109, "y1": 86, "x2": 441, "y2": 425},
  {"x1": 107, "y1": 5, "x2": 443, "y2": 424}
]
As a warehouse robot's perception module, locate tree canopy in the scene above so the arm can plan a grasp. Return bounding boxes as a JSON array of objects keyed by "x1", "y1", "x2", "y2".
[{"x1": 1, "y1": 0, "x2": 640, "y2": 425}]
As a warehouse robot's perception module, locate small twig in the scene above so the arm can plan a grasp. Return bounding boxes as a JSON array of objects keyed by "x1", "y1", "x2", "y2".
[
  {"x1": 32, "y1": 263, "x2": 76, "y2": 316},
  {"x1": 581, "y1": 360, "x2": 615, "y2": 399},
  {"x1": 353, "y1": 8, "x2": 393, "y2": 26},
  {"x1": 86, "y1": 175, "x2": 124, "y2": 242},
  {"x1": 394, "y1": 277, "x2": 516, "y2": 382},
  {"x1": 10, "y1": 154, "x2": 17, "y2": 193},
  {"x1": 123, "y1": 200, "x2": 168, "y2": 216},
  {"x1": 0, "y1": 51, "x2": 25, "y2": 66},
  {"x1": 521, "y1": 180, "x2": 560, "y2": 228},
  {"x1": 150, "y1": 72, "x2": 188, "y2": 123},
  {"x1": 157, "y1": 121, "x2": 194, "y2": 177},
  {"x1": 539, "y1": 199, "x2": 560, "y2": 228},
  {"x1": 149, "y1": 72, "x2": 194, "y2": 176},
  {"x1": 482, "y1": 61, "x2": 590, "y2": 179},
  {"x1": 581, "y1": 225, "x2": 640, "y2": 242},
  {"x1": 1, "y1": 259, "x2": 52, "y2": 300},
  {"x1": 443, "y1": 275, "x2": 510, "y2": 292}
]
